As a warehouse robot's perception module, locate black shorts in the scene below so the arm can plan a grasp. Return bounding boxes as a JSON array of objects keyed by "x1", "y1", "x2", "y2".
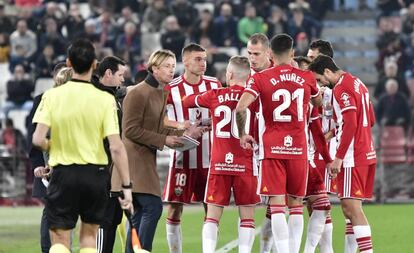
[
  {"x1": 46, "y1": 164, "x2": 110, "y2": 229},
  {"x1": 100, "y1": 193, "x2": 123, "y2": 228}
]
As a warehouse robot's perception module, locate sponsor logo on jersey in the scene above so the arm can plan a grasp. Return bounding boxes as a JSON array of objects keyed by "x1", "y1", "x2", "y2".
[
  {"x1": 355, "y1": 190, "x2": 362, "y2": 196},
  {"x1": 208, "y1": 195, "x2": 214, "y2": 201},
  {"x1": 225, "y1": 152, "x2": 234, "y2": 164},
  {"x1": 262, "y1": 186, "x2": 268, "y2": 192},
  {"x1": 284, "y1": 135, "x2": 293, "y2": 147}
]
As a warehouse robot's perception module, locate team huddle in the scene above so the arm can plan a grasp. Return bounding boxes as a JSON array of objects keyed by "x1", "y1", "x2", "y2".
[
  {"x1": 32, "y1": 33, "x2": 376, "y2": 253},
  {"x1": 158, "y1": 33, "x2": 376, "y2": 253}
]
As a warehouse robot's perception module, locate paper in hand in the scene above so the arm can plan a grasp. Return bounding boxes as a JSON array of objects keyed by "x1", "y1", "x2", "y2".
[{"x1": 174, "y1": 135, "x2": 200, "y2": 152}]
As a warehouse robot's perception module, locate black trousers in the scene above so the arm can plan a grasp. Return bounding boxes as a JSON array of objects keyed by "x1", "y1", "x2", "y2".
[{"x1": 97, "y1": 195, "x2": 123, "y2": 253}]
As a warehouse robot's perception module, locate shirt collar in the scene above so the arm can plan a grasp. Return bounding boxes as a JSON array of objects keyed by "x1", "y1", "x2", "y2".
[{"x1": 145, "y1": 72, "x2": 160, "y2": 88}]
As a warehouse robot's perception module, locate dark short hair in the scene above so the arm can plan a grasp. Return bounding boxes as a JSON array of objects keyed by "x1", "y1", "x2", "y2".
[
  {"x1": 67, "y1": 39, "x2": 96, "y2": 74},
  {"x1": 308, "y1": 55, "x2": 339, "y2": 75},
  {"x1": 248, "y1": 33, "x2": 270, "y2": 48},
  {"x1": 182, "y1": 43, "x2": 206, "y2": 56},
  {"x1": 97, "y1": 56, "x2": 126, "y2": 77},
  {"x1": 294, "y1": 56, "x2": 311, "y2": 66},
  {"x1": 309, "y1": 39, "x2": 334, "y2": 58},
  {"x1": 270, "y1": 34, "x2": 293, "y2": 56}
]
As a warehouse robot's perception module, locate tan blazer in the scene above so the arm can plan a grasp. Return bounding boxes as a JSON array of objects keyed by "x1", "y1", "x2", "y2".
[{"x1": 112, "y1": 78, "x2": 182, "y2": 196}]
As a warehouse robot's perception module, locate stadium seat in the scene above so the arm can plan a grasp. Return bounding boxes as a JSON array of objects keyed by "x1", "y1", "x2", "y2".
[
  {"x1": 216, "y1": 47, "x2": 239, "y2": 58},
  {"x1": 380, "y1": 126, "x2": 407, "y2": 164},
  {"x1": 34, "y1": 78, "x2": 54, "y2": 97},
  {"x1": 141, "y1": 32, "x2": 162, "y2": 56},
  {"x1": 240, "y1": 47, "x2": 248, "y2": 57}
]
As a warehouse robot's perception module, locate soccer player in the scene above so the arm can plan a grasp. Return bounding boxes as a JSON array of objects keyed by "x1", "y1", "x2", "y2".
[
  {"x1": 183, "y1": 56, "x2": 260, "y2": 253},
  {"x1": 307, "y1": 40, "x2": 337, "y2": 253},
  {"x1": 236, "y1": 34, "x2": 322, "y2": 253},
  {"x1": 308, "y1": 55, "x2": 376, "y2": 253},
  {"x1": 162, "y1": 43, "x2": 221, "y2": 253},
  {"x1": 294, "y1": 56, "x2": 333, "y2": 253},
  {"x1": 246, "y1": 33, "x2": 276, "y2": 253},
  {"x1": 32, "y1": 39, "x2": 133, "y2": 253}
]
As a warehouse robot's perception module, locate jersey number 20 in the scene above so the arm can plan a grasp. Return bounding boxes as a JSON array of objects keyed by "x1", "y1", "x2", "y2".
[{"x1": 214, "y1": 105, "x2": 251, "y2": 139}]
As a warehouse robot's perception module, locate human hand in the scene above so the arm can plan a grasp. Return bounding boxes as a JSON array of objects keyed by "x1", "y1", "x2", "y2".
[
  {"x1": 34, "y1": 166, "x2": 52, "y2": 178},
  {"x1": 240, "y1": 134, "x2": 256, "y2": 150},
  {"x1": 166, "y1": 136, "x2": 184, "y2": 148},
  {"x1": 328, "y1": 158, "x2": 342, "y2": 178},
  {"x1": 184, "y1": 124, "x2": 208, "y2": 140},
  {"x1": 118, "y1": 188, "x2": 134, "y2": 213}
]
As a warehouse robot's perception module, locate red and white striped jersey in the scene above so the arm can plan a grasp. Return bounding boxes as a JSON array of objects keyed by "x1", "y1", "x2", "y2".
[
  {"x1": 313, "y1": 87, "x2": 337, "y2": 160},
  {"x1": 332, "y1": 72, "x2": 376, "y2": 167},
  {"x1": 165, "y1": 75, "x2": 221, "y2": 169}
]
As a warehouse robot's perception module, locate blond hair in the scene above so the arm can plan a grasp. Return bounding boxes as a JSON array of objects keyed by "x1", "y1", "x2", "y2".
[
  {"x1": 228, "y1": 55, "x2": 250, "y2": 80},
  {"x1": 147, "y1": 49, "x2": 176, "y2": 73},
  {"x1": 54, "y1": 67, "x2": 73, "y2": 87}
]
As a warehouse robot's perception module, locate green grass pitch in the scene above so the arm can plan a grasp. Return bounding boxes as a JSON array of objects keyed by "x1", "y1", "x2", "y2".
[{"x1": 0, "y1": 204, "x2": 412, "y2": 252}]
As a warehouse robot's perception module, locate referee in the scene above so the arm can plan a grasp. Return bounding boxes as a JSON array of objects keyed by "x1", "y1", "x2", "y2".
[{"x1": 32, "y1": 39, "x2": 133, "y2": 253}]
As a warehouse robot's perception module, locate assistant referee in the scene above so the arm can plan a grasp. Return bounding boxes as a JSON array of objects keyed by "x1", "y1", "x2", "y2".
[{"x1": 32, "y1": 39, "x2": 133, "y2": 253}]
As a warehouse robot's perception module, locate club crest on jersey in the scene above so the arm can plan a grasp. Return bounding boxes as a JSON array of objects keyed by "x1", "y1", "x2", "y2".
[
  {"x1": 174, "y1": 186, "x2": 183, "y2": 196},
  {"x1": 340, "y1": 92, "x2": 351, "y2": 107},
  {"x1": 225, "y1": 152, "x2": 234, "y2": 164},
  {"x1": 284, "y1": 135, "x2": 293, "y2": 147}
]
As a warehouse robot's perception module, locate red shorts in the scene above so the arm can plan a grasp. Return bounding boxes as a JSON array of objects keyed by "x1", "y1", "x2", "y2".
[
  {"x1": 314, "y1": 159, "x2": 337, "y2": 194},
  {"x1": 259, "y1": 159, "x2": 308, "y2": 198},
  {"x1": 337, "y1": 164, "x2": 376, "y2": 200},
  {"x1": 162, "y1": 167, "x2": 208, "y2": 204},
  {"x1": 204, "y1": 173, "x2": 261, "y2": 206},
  {"x1": 306, "y1": 161, "x2": 326, "y2": 197}
]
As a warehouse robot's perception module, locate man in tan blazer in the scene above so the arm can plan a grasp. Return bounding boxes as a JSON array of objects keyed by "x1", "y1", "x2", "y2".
[{"x1": 119, "y1": 49, "x2": 205, "y2": 252}]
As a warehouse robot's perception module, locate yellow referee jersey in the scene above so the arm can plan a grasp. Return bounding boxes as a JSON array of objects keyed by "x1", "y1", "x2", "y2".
[{"x1": 33, "y1": 79, "x2": 119, "y2": 166}]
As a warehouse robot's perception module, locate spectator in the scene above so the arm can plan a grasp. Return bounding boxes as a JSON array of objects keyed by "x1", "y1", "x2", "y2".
[
  {"x1": 237, "y1": 3, "x2": 267, "y2": 45},
  {"x1": 38, "y1": 18, "x2": 66, "y2": 57},
  {"x1": 375, "y1": 61, "x2": 410, "y2": 98},
  {"x1": 35, "y1": 44, "x2": 58, "y2": 79},
  {"x1": 63, "y1": 3, "x2": 85, "y2": 41},
  {"x1": 80, "y1": 19, "x2": 100, "y2": 42},
  {"x1": 170, "y1": 0, "x2": 198, "y2": 32},
  {"x1": 287, "y1": 7, "x2": 322, "y2": 42},
  {"x1": 0, "y1": 4, "x2": 14, "y2": 35},
  {"x1": 376, "y1": 33, "x2": 407, "y2": 74},
  {"x1": 3, "y1": 64, "x2": 34, "y2": 118},
  {"x1": 376, "y1": 78, "x2": 411, "y2": 129},
  {"x1": 212, "y1": 3, "x2": 238, "y2": 47},
  {"x1": 0, "y1": 33, "x2": 10, "y2": 63},
  {"x1": 10, "y1": 20, "x2": 37, "y2": 61},
  {"x1": 294, "y1": 32, "x2": 309, "y2": 56},
  {"x1": 95, "y1": 11, "x2": 117, "y2": 48},
  {"x1": 142, "y1": 0, "x2": 170, "y2": 32},
  {"x1": 266, "y1": 5, "x2": 287, "y2": 38},
  {"x1": 402, "y1": 3, "x2": 414, "y2": 34},
  {"x1": 116, "y1": 6, "x2": 139, "y2": 29},
  {"x1": 160, "y1": 16, "x2": 186, "y2": 61},
  {"x1": 191, "y1": 9, "x2": 215, "y2": 44},
  {"x1": 199, "y1": 36, "x2": 217, "y2": 77},
  {"x1": 1, "y1": 118, "x2": 26, "y2": 154},
  {"x1": 115, "y1": 21, "x2": 141, "y2": 66},
  {"x1": 17, "y1": 7, "x2": 38, "y2": 32},
  {"x1": 38, "y1": 2, "x2": 65, "y2": 32}
]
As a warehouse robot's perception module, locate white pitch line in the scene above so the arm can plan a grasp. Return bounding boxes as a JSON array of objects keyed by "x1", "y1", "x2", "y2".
[{"x1": 215, "y1": 226, "x2": 262, "y2": 253}]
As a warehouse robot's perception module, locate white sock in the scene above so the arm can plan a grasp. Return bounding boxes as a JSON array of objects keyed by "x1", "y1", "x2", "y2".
[
  {"x1": 260, "y1": 217, "x2": 274, "y2": 253},
  {"x1": 239, "y1": 219, "x2": 255, "y2": 253},
  {"x1": 270, "y1": 205, "x2": 289, "y2": 253},
  {"x1": 345, "y1": 219, "x2": 358, "y2": 253},
  {"x1": 288, "y1": 206, "x2": 304, "y2": 253},
  {"x1": 202, "y1": 218, "x2": 219, "y2": 253},
  {"x1": 353, "y1": 225, "x2": 373, "y2": 253},
  {"x1": 319, "y1": 215, "x2": 333, "y2": 253},
  {"x1": 304, "y1": 210, "x2": 327, "y2": 253},
  {"x1": 166, "y1": 218, "x2": 182, "y2": 253}
]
